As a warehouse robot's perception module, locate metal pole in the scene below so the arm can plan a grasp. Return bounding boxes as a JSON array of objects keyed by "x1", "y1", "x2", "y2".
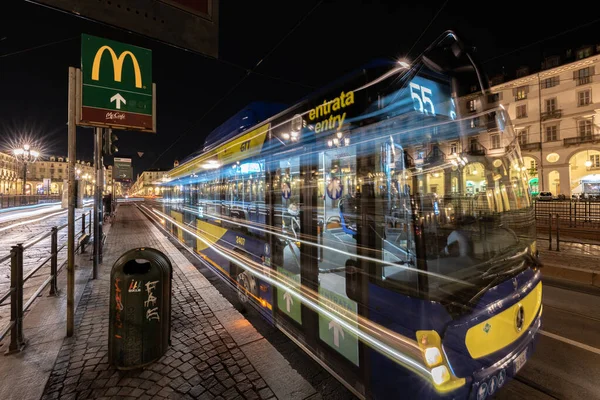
[
  {"x1": 555, "y1": 213, "x2": 560, "y2": 252},
  {"x1": 50, "y1": 227, "x2": 59, "y2": 296},
  {"x1": 548, "y1": 213, "x2": 552, "y2": 250},
  {"x1": 93, "y1": 127, "x2": 104, "y2": 274},
  {"x1": 7, "y1": 244, "x2": 25, "y2": 354},
  {"x1": 88, "y1": 210, "x2": 92, "y2": 235},
  {"x1": 67, "y1": 66, "x2": 76, "y2": 337},
  {"x1": 93, "y1": 128, "x2": 100, "y2": 278},
  {"x1": 22, "y1": 161, "x2": 27, "y2": 195},
  {"x1": 82, "y1": 212, "x2": 86, "y2": 236}
]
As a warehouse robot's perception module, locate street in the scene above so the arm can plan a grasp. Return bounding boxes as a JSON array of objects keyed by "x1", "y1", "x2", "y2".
[
  {"x1": 497, "y1": 282, "x2": 600, "y2": 399},
  {"x1": 0, "y1": 204, "x2": 92, "y2": 343}
]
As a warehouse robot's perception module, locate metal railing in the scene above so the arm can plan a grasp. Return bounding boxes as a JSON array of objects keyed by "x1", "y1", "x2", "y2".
[
  {"x1": 535, "y1": 199, "x2": 600, "y2": 228},
  {"x1": 0, "y1": 195, "x2": 61, "y2": 209},
  {"x1": 520, "y1": 142, "x2": 541, "y2": 151},
  {"x1": 563, "y1": 134, "x2": 600, "y2": 146},
  {"x1": 0, "y1": 210, "x2": 92, "y2": 353}
]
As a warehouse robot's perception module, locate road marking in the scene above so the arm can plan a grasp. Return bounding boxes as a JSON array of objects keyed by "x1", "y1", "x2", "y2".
[{"x1": 540, "y1": 330, "x2": 600, "y2": 355}]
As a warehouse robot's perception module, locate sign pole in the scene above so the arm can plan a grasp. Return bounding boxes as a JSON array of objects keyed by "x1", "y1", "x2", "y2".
[
  {"x1": 93, "y1": 127, "x2": 104, "y2": 277},
  {"x1": 67, "y1": 67, "x2": 76, "y2": 337}
]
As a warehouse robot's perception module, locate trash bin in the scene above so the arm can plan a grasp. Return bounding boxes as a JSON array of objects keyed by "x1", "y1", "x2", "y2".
[{"x1": 109, "y1": 247, "x2": 172, "y2": 370}]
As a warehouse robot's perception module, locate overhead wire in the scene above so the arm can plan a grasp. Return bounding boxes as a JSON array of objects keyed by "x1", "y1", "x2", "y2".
[
  {"x1": 148, "y1": 0, "x2": 324, "y2": 169},
  {"x1": 482, "y1": 16, "x2": 600, "y2": 64}
]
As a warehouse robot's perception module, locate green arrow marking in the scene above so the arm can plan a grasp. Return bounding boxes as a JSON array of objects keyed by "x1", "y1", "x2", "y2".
[{"x1": 276, "y1": 267, "x2": 302, "y2": 324}]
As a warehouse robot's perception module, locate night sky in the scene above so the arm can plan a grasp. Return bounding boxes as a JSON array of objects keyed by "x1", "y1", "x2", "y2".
[{"x1": 2, "y1": 0, "x2": 600, "y2": 178}]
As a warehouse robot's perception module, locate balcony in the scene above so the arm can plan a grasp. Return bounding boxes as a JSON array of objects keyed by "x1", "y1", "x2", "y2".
[
  {"x1": 425, "y1": 146, "x2": 446, "y2": 165},
  {"x1": 576, "y1": 76, "x2": 592, "y2": 86},
  {"x1": 541, "y1": 109, "x2": 562, "y2": 121},
  {"x1": 520, "y1": 142, "x2": 542, "y2": 151},
  {"x1": 466, "y1": 141, "x2": 487, "y2": 156},
  {"x1": 564, "y1": 134, "x2": 600, "y2": 146}
]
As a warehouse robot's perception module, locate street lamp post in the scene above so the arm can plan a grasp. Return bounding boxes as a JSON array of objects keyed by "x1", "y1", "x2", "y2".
[{"x1": 13, "y1": 144, "x2": 39, "y2": 195}]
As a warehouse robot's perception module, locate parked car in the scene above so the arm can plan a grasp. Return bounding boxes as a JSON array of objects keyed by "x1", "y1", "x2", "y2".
[{"x1": 537, "y1": 191, "x2": 553, "y2": 201}]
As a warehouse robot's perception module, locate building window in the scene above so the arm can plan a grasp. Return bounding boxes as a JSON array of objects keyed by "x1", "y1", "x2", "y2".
[
  {"x1": 487, "y1": 93, "x2": 501, "y2": 103},
  {"x1": 578, "y1": 89, "x2": 591, "y2": 106},
  {"x1": 530, "y1": 160, "x2": 538, "y2": 170},
  {"x1": 590, "y1": 154, "x2": 600, "y2": 168},
  {"x1": 515, "y1": 86, "x2": 527, "y2": 100},
  {"x1": 516, "y1": 104, "x2": 527, "y2": 118},
  {"x1": 545, "y1": 125, "x2": 559, "y2": 141},
  {"x1": 470, "y1": 117, "x2": 480, "y2": 128},
  {"x1": 516, "y1": 67, "x2": 529, "y2": 78},
  {"x1": 468, "y1": 99, "x2": 476, "y2": 112},
  {"x1": 490, "y1": 134, "x2": 501, "y2": 149},
  {"x1": 543, "y1": 56, "x2": 560, "y2": 69},
  {"x1": 545, "y1": 98, "x2": 557, "y2": 112},
  {"x1": 542, "y1": 76, "x2": 560, "y2": 89},
  {"x1": 575, "y1": 67, "x2": 593, "y2": 86},
  {"x1": 577, "y1": 47, "x2": 592, "y2": 60},
  {"x1": 518, "y1": 130, "x2": 528, "y2": 145},
  {"x1": 578, "y1": 119, "x2": 593, "y2": 136},
  {"x1": 450, "y1": 142, "x2": 457, "y2": 155}
]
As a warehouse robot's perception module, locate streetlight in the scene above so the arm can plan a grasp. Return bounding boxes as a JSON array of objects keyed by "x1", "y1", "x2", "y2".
[{"x1": 13, "y1": 144, "x2": 39, "y2": 195}]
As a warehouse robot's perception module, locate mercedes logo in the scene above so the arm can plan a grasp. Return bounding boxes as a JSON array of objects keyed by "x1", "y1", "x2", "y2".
[{"x1": 515, "y1": 304, "x2": 525, "y2": 332}]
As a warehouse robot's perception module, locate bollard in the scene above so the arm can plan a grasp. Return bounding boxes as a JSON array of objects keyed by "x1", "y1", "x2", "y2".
[
  {"x1": 555, "y1": 214, "x2": 560, "y2": 252},
  {"x1": 50, "y1": 227, "x2": 59, "y2": 296},
  {"x1": 6, "y1": 244, "x2": 26, "y2": 354},
  {"x1": 569, "y1": 201, "x2": 572, "y2": 228},
  {"x1": 548, "y1": 213, "x2": 552, "y2": 250}
]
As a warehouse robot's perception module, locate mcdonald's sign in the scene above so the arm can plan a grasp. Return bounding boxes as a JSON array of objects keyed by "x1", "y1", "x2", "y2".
[{"x1": 79, "y1": 34, "x2": 155, "y2": 132}]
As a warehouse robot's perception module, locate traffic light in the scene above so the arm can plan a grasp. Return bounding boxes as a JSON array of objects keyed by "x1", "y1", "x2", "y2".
[{"x1": 103, "y1": 129, "x2": 118, "y2": 155}]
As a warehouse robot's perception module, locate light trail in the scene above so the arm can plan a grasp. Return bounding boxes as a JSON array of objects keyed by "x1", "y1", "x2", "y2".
[
  {"x1": 143, "y1": 205, "x2": 434, "y2": 384},
  {"x1": 0, "y1": 209, "x2": 66, "y2": 233},
  {"x1": 0, "y1": 200, "x2": 93, "y2": 233},
  {"x1": 0, "y1": 204, "x2": 62, "y2": 224}
]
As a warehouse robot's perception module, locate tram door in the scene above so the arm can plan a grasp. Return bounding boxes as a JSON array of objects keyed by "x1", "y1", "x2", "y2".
[
  {"x1": 272, "y1": 156, "x2": 305, "y2": 327},
  {"x1": 314, "y1": 144, "x2": 367, "y2": 395}
]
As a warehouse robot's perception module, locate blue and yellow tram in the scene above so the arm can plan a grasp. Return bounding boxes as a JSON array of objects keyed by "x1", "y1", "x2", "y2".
[{"x1": 154, "y1": 31, "x2": 542, "y2": 400}]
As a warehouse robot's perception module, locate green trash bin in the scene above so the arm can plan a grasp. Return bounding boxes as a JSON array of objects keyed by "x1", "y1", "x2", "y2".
[{"x1": 109, "y1": 247, "x2": 172, "y2": 370}]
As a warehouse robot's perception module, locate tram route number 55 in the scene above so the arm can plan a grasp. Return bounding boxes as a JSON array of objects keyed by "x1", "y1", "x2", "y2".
[{"x1": 410, "y1": 82, "x2": 436, "y2": 115}]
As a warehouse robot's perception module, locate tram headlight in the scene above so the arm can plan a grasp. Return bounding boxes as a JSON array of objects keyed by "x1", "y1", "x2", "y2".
[
  {"x1": 424, "y1": 347, "x2": 443, "y2": 367},
  {"x1": 431, "y1": 366, "x2": 450, "y2": 385}
]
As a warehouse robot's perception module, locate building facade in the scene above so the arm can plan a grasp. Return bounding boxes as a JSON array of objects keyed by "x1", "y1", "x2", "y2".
[
  {"x1": 0, "y1": 151, "x2": 20, "y2": 194},
  {"x1": 465, "y1": 45, "x2": 600, "y2": 197},
  {"x1": 28, "y1": 156, "x2": 115, "y2": 196},
  {"x1": 130, "y1": 169, "x2": 168, "y2": 196}
]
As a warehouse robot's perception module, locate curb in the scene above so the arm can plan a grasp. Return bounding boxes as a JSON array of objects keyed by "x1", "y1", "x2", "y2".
[{"x1": 541, "y1": 264, "x2": 600, "y2": 288}]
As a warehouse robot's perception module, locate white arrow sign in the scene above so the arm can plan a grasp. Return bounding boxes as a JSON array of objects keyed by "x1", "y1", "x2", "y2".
[
  {"x1": 328, "y1": 320, "x2": 345, "y2": 347},
  {"x1": 110, "y1": 93, "x2": 126, "y2": 109},
  {"x1": 283, "y1": 291, "x2": 293, "y2": 313}
]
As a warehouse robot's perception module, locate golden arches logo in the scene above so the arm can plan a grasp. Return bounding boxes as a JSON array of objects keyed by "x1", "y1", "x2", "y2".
[{"x1": 91, "y1": 45, "x2": 142, "y2": 88}]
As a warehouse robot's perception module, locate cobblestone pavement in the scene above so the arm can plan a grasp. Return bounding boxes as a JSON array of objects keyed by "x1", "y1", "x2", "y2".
[{"x1": 41, "y1": 205, "x2": 278, "y2": 400}]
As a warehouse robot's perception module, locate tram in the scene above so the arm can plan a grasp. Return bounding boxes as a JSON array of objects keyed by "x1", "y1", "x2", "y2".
[{"x1": 154, "y1": 31, "x2": 542, "y2": 400}]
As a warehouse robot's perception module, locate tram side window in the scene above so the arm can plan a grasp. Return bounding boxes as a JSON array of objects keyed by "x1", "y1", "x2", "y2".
[{"x1": 382, "y1": 146, "x2": 418, "y2": 292}]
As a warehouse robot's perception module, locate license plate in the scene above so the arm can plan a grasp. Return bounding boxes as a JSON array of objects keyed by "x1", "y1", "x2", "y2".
[{"x1": 514, "y1": 349, "x2": 528, "y2": 374}]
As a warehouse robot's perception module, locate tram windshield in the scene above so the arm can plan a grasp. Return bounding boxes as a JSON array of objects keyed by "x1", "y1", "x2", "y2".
[{"x1": 379, "y1": 108, "x2": 536, "y2": 308}]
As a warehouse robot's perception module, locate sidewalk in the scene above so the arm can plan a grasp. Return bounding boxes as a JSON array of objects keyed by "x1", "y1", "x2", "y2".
[
  {"x1": 537, "y1": 238, "x2": 600, "y2": 288},
  {"x1": 1, "y1": 204, "x2": 319, "y2": 400}
]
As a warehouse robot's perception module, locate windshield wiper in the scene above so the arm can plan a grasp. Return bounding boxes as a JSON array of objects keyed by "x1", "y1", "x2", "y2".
[
  {"x1": 468, "y1": 251, "x2": 533, "y2": 305},
  {"x1": 480, "y1": 247, "x2": 528, "y2": 279}
]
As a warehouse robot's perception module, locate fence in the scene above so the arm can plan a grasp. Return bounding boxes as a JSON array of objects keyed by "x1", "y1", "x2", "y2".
[
  {"x1": 0, "y1": 195, "x2": 61, "y2": 209},
  {"x1": 0, "y1": 211, "x2": 92, "y2": 353},
  {"x1": 534, "y1": 199, "x2": 600, "y2": 228}
]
